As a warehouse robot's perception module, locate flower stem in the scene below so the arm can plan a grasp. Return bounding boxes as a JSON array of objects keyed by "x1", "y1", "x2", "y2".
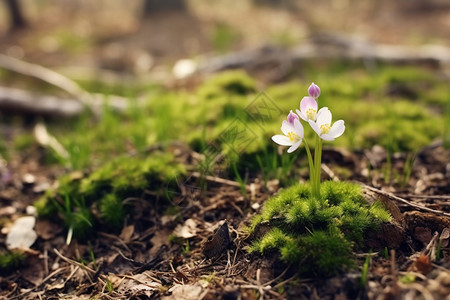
[
  {"x1": 313, "y1": 135, "x2": 322, "y2": 199},
  {"x1": 303, "y1": 139, "x2": 316, "y2": 198}
]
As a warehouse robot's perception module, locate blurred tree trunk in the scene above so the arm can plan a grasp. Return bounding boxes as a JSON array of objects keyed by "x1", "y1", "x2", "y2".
[
  {"x1": 5, "y1": 0, "x2": 27, "y2": 31},
  {"x1": 142, "y1": 0, "x2": 187, "y2": 16},
  {"x1": 252, "y1": 0, "x2": 298, "y2": 10}
]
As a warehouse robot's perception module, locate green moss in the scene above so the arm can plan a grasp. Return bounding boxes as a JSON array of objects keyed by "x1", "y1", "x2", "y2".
[
  {"x1": 0, "y1": 250, "x2": 26, "y2": 272},
  {"x1": 99, "y1": 193, "x2": 125, "y2": 228},
  {"x1": 249, "y1": 181, "x2": 390, "y2": 276},
  {"x1": 35, "y1": 153, "x2": 185, "y2": 235},
  {"x1": 23, "y1": 65, "x2": 444, "y2": 182},
  {"x1": 197, "y1": 70, "x2": 256, "y2": 99},
  {"x1": 80, "y1": 153, "x2": 185, "y2": 198},
  {"x1": 13, "y1": 133, "x2": 36, "y2": 152},
  {"x1": 286, "y1": 226, "x2": 353, "y2": 275}
]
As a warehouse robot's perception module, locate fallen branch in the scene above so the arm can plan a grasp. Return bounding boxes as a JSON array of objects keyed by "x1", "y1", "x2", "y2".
[
  {"x1": 0, "y1": 86, "x2": 132, "y2": 117},
  {"x1": 0, "y1": 53, "x2": 97, "y2": 114},
  {"x1": 360, "y1": 183, "x2": 450, "y2": 218},
  {"x1": 0, "y1": 86, "x2": 85, "y2": 117},
  {"x1": 189, "y1": 35, "x2": 450, "y2": 78}
]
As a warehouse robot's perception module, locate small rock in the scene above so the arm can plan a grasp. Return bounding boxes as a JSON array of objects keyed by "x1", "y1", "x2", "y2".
[{"x1": 23, "y1": 173, "x2": 36, "y2": 185}]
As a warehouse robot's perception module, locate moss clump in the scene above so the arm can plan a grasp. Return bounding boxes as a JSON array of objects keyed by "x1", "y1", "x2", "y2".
[
  {"x1": 197, "y1": 70, "x2": 256, "y2": 99},
  {"x1": 79, "y1": 152, "x2": 185, "y2": 199},
  {"x1": 35, "y1": 152, "x2": 186, "y2": 234},
  {"x1": 0, "y1": 250, "x2": 26, "y2": 272},
  {"x1": 99, "y1": 193, "x2": 125, "y2": 228},
  {"x1": 249, "y1": 181, "x2": 390, "y2": 276}
]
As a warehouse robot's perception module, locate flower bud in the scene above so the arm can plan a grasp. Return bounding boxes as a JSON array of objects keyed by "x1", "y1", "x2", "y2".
[
  {"x1": 308, "y1": 82, "x2": 320, "y2": 99},
  {"x1": 287, "y1": 110, "x2": 299, "y2": 126}
]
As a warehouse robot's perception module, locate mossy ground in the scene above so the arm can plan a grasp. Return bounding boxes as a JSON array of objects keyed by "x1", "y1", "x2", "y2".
[
  {"x1": 3, "y1": 63, "x2": 443, "y2": 241},
  {"x1": 2, "y1": 63, "x2": 445, "y2": 263},
  {"x1": 34, "y1": 152, "x2": 186, "y2": 237},
  {"x1": 5, "y1": 64, "x2": 445, "y2": 174},
  {"x1": 248, "y1": 181, "x2": 391, "y2": 276}
]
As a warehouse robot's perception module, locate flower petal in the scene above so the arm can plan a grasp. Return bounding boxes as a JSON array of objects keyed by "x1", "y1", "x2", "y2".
[
  {"x1": 317, "y1": 107, "x2": 329, "y2": 118},
  {"x1": 300, "y1": 97, "x2": 317, "y2": 113},
  {"x1": 329, "y1": 120, "x2": 345, "y2": 138},
  {"x1": 272, "y1": 135, "x2": 292, "y2": 146},
  {"x1": 280, "y1": 120, "x2": 294, "y2": 136},
  {"x1": 296, "y1": 109, "x2": 308, "y2": 122},
  {"x1": 287, "y1": 140, "x2": 302, "y2": 153},
  {"x1": 316, "y1": 109, "x2": 332, "y2": 126},
  {"x1": 293, "y1": 118, "x2": 304, "y2": 138},
  {"x1": 320, "y1": 134, "x2": 335, "y2": 141},
  {"x1": 287, "y1": 110, "x2": 299, "y2": 125},
  {"x1": 308, "y1": 120, "x2": 321, "y2": 137}
]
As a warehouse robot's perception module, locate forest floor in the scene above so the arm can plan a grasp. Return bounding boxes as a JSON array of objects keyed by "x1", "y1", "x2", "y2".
[{"x1": 0, "y1": 1, "x2": 450, "y2": 299}]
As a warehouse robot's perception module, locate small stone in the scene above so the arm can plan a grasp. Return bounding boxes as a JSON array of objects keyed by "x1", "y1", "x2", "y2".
[
  {"x1": 23, "y1": 173, "x2": 35, "y2": 184},
  {"x1": 251, "y1": 203, "x2": 260, "y2": 210}
]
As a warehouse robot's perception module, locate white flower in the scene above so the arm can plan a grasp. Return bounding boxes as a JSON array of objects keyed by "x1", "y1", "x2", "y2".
[
  {"x1": 296, "y1": 96, "x2": 329, "y2": 122},
  {"x1": 308, "y1": 109, "x2": 345, "y2": 141},
  {"x1": 272, "y1": 118, "x2": 304, "y2": 153}
]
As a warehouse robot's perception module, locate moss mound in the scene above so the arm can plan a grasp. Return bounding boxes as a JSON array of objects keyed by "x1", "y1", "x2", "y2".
[
  {"x1": 34, "y1": 152, "x2": 186, "y2": 236},
  {"x1": 0, "y1": 250, "x2": 26, "y2": 273},
  {"x1": 248, "y1": 181, "x2": 391, "y2": 276}
]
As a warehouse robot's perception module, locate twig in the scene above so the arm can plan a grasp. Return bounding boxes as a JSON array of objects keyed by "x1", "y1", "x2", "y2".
[
  {"x1": 0, "y1": 54, "x2": 97, "y2": 115},
  {"x1": 263, "y1": 265, "x2": 291, "y2": 286},
  {"x1": 360, "y1": 183, "x2": 450, "y2": 217},
  {"x1": 398, "y1": 282, "x2": 434, "y2": 300},
  {"x1": 391, "y1": 249, "x2": 397, "y2": 280},
  {"x1": 99, "y1": 232, "x2": 132, "y2": 253},
  {"x1": 272, "y1": 271, "x2": 302, "y2": 289},
  {"x1": 321, "y1": 163, "x2": 339, "y2": 181},
  {"x1": 191, "y1": 172, "x2": 250, "y2": 189},
  {"x1": 397, "y1": 194, "x2": 450, "y2": 200},
  {"x1": 53, "y1": 248, "x2": 106, "y2": 286},
  {"x1": 424, "y1": 232, "x2": 439, "y2": 256},
  {"x1": 10, "y1": 267, "x2": 70, "y2": 299},
  {"x1": 34, "y1": 123, "x2": 69, "y2": 161}
]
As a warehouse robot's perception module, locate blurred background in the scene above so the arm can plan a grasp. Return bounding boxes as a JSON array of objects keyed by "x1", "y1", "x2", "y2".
[
  {"x1": 1, "y1": 0, "x2": 449, "y2": 82},
  {"x1": 0, "y1": 0, "x2": 448, "y2": 171}
]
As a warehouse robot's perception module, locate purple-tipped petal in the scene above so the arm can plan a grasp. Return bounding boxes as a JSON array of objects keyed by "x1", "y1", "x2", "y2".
[
  {"x1": 287, "y1": 110, "x2": 299, "y2": 126},
  {"x1": 272, "y1": 135, "x2": 292, "y2": 146},
  {"x1": 308, "y1": 82, "x2": 321, "y2": 98},
  {"x1": 300, "y1": 97, "x2": 317, "y2": 113},
  {"x1": 329, "y1": 120, "x2": 345, "y2": 138},
  {"x1": 308, "y1": 120, "x2": 321, "y2": 137},
  {"x1": 287, "y1": 140, "x2": 302, "y2": 153}
]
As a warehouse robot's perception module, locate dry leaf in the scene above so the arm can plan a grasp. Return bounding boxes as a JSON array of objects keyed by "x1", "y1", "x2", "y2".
[
  {"x1": 201, "y1": 220, "x2": 231, "y2": 259},
  {"x1": 413, "y1": 253, "x2": 433, "y2": 275},
  {"x1": 164, "y1": 283, "x2": 207, "y2": 300},
  {"x1": 117, "y1": 272, "x2": 161, "y2": 298},
  {"x1": 440, "y1": 228, "x2": 449, "y2": 248},
  {"x1": 120, "y1": 225, "x2": 135, "y2": 243},
  {"x1": 6, "y1": 216, "x2": 37, "y2": 250}
]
